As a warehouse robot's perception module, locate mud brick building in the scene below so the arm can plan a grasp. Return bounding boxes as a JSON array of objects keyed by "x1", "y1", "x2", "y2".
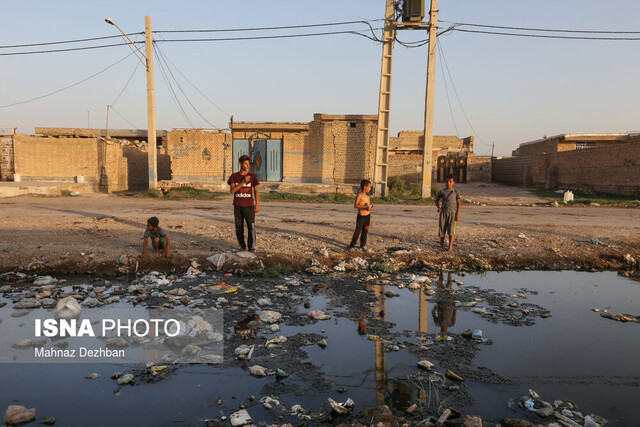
[
  {"x1": 493, "y1": 133, "x2": 640, "y2": 195},
  {"x1": 2, "y1": 112, "x2": 490, "y2": 191}
]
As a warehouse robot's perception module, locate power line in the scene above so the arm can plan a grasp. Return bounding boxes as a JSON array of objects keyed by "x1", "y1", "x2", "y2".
[
  {"x1": 153, "y1": 43, "x2": 194, "y2": 127},
  {"x1": 155, "y1": 29, "x2": 384, "y2": 44},
  {"x1": 154, "y1": 43, "x2": 222, "y2": 129},
  {"x1": 0, "y1": 41, "x2": 141, "y2": 56},
  {"x1": 111, "y1": 58, "x2": 142, "y2": 106},
  {"x1": 437, "y1": 40, "x2": 491, "y2": 148},
  {"x1": 109, "y1": 105, "x2": 139, "y2": 129},
  {"x1": 153, "y1": 19, "x2": 384, "y2": 34},
  {"x1": 450, "y1": 28, "x2": 640, "y2": 41},
  {"x1": 0, "y1": 33, "x2": 143, "y2": 49},
  {"x1": 0, "y1": 51, "x2": 136, "y2": 108},
  {"x1": 152, "y1": 40, "x2": 231, "y2": 118},
  {"x1": 440, "y1": 20, "x2": 640, "y2": 34},
  {"x1": 437, "y1": 41, "x2": 459, "y2": 136}
]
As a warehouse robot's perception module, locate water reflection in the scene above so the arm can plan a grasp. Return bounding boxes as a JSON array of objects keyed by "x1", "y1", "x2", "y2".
[{"x1": 433, "y1": 272, "x2": 457, "y2": 340}]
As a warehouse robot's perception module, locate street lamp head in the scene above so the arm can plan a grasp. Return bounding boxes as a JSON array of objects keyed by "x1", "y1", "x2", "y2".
[{"x1": 105, "y1": 18, "x2": 115, "y2": 26}]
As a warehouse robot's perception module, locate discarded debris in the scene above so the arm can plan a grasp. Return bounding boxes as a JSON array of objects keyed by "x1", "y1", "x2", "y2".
[
  {"x1": 229, "y1": 409, "x2": 252, "y2": 427},
  {"x1": 327, "y1": 397, "x2": 355, "y2": 415},
  {"x1": 310, "y1": 310, "x2": 332, "y2": 320},
  {"x1": 4, "y1": 405, "x2": 36, "y2": 426}
]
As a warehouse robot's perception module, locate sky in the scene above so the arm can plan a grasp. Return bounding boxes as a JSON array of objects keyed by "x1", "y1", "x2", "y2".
[{"x1": 2, "y1": 0, "x2": 640, "y2": 156}]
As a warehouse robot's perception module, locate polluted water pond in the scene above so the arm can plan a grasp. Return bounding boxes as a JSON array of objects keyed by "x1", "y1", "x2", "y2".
[{"x1": 0, "y1": 270, "x2": 638, "y2": 426}]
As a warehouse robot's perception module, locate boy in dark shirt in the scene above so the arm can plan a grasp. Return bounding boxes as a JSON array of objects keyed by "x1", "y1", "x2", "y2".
[
  {"x1": 142, "y1": 216, "x2": 171, "y2": 258},
  {"x1": 435, "y1": 174, "x2": 461, "y2": 252},
  {"x1": 227, "y1": 154, "x2": 260, "y2": 252}
]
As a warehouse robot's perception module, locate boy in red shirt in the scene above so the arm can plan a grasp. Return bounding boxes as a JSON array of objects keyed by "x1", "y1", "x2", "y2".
[{"x1": 227, "y1": 155, "x2": 260, "y2": 252}]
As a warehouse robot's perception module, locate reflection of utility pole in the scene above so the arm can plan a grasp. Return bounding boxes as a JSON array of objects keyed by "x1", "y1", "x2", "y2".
[
  {"x1": 420, "y1": 0, "x2": 439, "y2": 198},
  {"x1": 87, "y1": 110, "x2": 90, "y2": 128},
  {"x1": 374, "y1": 285, "x2": 388, "y2": 407}
]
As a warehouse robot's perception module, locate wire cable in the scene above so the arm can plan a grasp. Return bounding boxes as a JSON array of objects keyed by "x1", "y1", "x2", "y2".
[
  {"x1": 0, "y1": 51, "x2": 136, "y2": 108},
  {"x1": 437, "y1": 41, "x2": 459, "y2": 136},
  {"x1": 155, "y1": 29, "x2": 384, "y2": 44},
  {"x1": 0, "y1": 33, "x2": 144, "y2": 49},
  {"x1": 440, "y1": 20, "x2": 640, "y2": 35},
  {"x1": 152, "y1": 40, "x2": 231, "y2": 118},
  {"x1": 0, "y1": 41, "x2": 142, "y2": 56},
  {"x1": 437, "y1": 40, "x2": 490, "y2": 147},
  {"x1": 110, "y1": 58, "x2": 142, "y2": 107},
  {"x1": 451, "y1": 28, "x2": 640, "y2": 41},
  {"x1": 153, "y1": 19, "x2": 384, "y2": 34},
  {"x1": 109, "y1": 105, "x2": 139, "y2": 130},
  {"x1": 153, "y1": 43, "x2": 194, "y2": 127},
  {"x1": 153, "y1": 43, "x2": 222, "y2": 129}
]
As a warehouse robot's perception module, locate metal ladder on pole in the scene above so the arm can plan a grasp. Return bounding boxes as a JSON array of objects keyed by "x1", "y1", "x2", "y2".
[{"x1": 373, "y1": 0, "x2": 396, "y2": 197}]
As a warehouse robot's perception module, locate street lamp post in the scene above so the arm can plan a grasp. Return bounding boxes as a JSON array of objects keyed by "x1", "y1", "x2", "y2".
[{"x1": 105, "y1": 16, "x2": 157, "y2": 189}]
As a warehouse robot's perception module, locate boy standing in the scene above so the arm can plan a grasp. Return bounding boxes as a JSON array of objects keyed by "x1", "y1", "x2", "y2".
[
  {"x1": 435, "y1": 174, "x2": 460, "y2": 252},
  {"x1": 142, "y1": 216, "x2": 171, "y2": 258},
  {"x1": 227, "y1": 154, "x2": 260, "y2": 252},
  {"x1": 349, "y1": 179, "x2": 373, "y2": 252}
]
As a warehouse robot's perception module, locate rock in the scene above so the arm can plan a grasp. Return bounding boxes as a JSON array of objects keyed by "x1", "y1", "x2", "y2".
[
  {"x1": 105, "y1": 337, "x2": 129, "y2": 348},
  {"x1": 42, "y1": 416, "x2": 56, "y2": 425},
  {"x1": 406, "y1": 404, "x2": 417, "y2": 413},
  {"x1": 260, "y1": 311, "x2": 282, "y2": 324},
  {"x1": 116, "y1": 374, "x2": 134, "y2": 385},
  {"x1": 14, "y1": 299, "x2": 41, "y2": 309},
  {"x1": 111, "y1": 372, "x2": 122, "y2": 379},
  {"x1": 167, "y1": 288, "x2": 187, "y2": 296},
  {"x1": 85, "y1": 373, "x2": 100, "y2": 380},
  {"x1": 446, "y1": 415, "x2": 483, "y2": 427},
  {"x1": 269, "y1": 324, "x2": 280, "y2": 332},
  {"x1": 82, "y1": 297, "x2": 99, "y2": 307},
  {"x1": 4, "y1": 405, "x2": 36, "y2": 425},
  {"x1": 623, "y1": 253, "x2": 636, "y2": 264},
  {"x1": 584, "y1": 415, "x2": 601, "y2": 427},
  {"x1": 182, "y1": 345, "x2": 202, "y2": 356},
  {"x1": 13, "y1": 338, "x2": 47, "y2": 348},
  {"x1": 229, "y1": 409, "x2": 252, "y2": 426},
  {"x1": 200, "y1": 354, "x2": 223, "y2": 365},
  {"x1": 257, "y1": 298, "x2": 270, "y2": 306},
  {"x1": 33, "y1": 276, "x2": 57, "y2": 285},
  {"x1": 318, "y1": 339, "x2": 328, "y2": 348},
  {"x1": 417, "y1": 360, "x2": 434, "y2": 370},
  {"x1": 248, "y1": 365, "x2": 267, "y2": 377},
  {"x1": 35, "y1": 290, "x2": 51, "y2": 299}
]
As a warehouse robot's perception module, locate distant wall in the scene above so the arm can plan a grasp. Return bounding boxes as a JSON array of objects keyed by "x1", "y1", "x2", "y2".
[
  {"x1": 493, "y1": 156, "x2": 533, "y2": 186},
  {"x1": 467, "y1": 155, "x2": 492, "y2": 182},
  {"x1": 14, "y1": 135, "x2": 99, "y2": 181},
  {"x1": 166, "y1": 130, "x2": 230, "y2": 181}
]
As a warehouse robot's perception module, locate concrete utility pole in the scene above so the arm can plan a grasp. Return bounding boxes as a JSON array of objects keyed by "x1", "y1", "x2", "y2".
[
  {"x1": 373, "y1": 0, "x2": 396, "y2": 197},
  {"x1": 420, "y1": 0, "x2": 438, "y2": 198},
  {"x1": 145, "y1": 15, "x2": 157, "y2": 189}
]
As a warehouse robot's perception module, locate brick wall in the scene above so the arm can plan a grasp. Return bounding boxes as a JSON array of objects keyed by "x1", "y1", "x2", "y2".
[
  {"x1": 542, "y1": 141, "x2": 640, "y2": 195},
  {"x1": 390, "y1": 132, "x2": 473, "y2": 151},
  {"x1": 14, "y1": 135, "x2": 99, "y2": 181},
  {"x1": 282, "y1": 132, "x2": 326, "y2": 183},
  {"x1": 467, "y1": 155, "x2": 492, "y2": 182},
  {"x1": 0, "y1": 135, "x2": 14, "y2": 181},
  {"x1": 493, "y1": 156, "x2": 533, "y2": 186},
  {"x1": 167, "y1": 130, "x2": 231, "y2": 181}
]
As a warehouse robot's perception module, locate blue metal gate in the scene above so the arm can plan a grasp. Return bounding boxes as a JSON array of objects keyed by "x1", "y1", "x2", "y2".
[
  {"x1": 232, "y1": 139, "x2": 250, "y2": 173},
  {"x1": 267, "y1": 139, "x2": 283, "y2": 182},
  {"x1": 252, "y1": 140, "x2": 267, "y2": 181}
]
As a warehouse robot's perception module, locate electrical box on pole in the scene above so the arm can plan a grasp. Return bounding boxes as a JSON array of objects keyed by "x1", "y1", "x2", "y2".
[{"x1": 402, "y1": 0, "x2": 425, "y2": 22}]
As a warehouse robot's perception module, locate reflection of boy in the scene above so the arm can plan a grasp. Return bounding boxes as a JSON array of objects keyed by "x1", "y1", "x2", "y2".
[{"x1": 433, "y1": 271, "x2": 456, "y2": 338}]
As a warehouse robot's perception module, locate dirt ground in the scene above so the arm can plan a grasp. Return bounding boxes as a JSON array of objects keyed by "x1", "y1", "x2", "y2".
[{"x1": 0, "y1": 183, "x2": 639, "y2": 274}]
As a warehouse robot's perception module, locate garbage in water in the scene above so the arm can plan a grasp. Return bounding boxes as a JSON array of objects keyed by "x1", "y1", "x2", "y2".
[
  {"x1": 327, "y1": 397, "x2": 355, "y2": 415},
  {"x1": 310, "y1": 310, "x2": 332, "y2": 320},
  {"x1": 205, "y1": 282, "x2": 237, "y2": 294},
  {"x1": 4, "y1": 405, "x2": 36, "y2": 425},
  {"x1": 445, "y1": 369, "x2": 464, "y2": 381},
  {"x1": 229, "y1": 409, "x2": 252, "y2": 427},
  {"x1": 589, "y1": 237, "x2": 604, "y2": 245}
]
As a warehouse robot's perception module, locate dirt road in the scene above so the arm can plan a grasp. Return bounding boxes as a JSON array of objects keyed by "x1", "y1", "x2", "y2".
[{"x1": 1, "y1": 190, "x2": 639, "y2": 274}]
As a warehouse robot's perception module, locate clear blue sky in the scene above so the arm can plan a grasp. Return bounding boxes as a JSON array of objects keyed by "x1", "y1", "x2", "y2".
[{"x1": 2, "y1": 0, "x2": 639, "y2": 156}]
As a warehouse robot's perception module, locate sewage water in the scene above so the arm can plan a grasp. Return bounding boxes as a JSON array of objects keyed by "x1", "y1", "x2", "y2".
[{"x1": 0, "y1": 271, "x2": 638, "y2": 426}]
